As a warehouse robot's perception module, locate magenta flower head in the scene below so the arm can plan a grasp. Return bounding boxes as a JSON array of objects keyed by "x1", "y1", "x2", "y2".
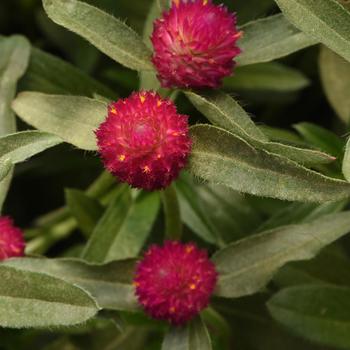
[
  {"x1": 96, "y1": 91, "x2": 191, "y2": 190},
  {"x1": 0, "y1": 216, "x2": 25, "y2": 261},
  {"x1": 134, "y1": 241, "x2": 217, "y2": 325},
  {"x1": 151, "y1": 0, "x2": 242, "y2": 88}
]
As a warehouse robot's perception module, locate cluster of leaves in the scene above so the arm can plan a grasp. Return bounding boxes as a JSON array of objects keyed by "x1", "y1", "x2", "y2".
[{"x1": 2, "y1": 0, "x2": 350, "y2": 349}]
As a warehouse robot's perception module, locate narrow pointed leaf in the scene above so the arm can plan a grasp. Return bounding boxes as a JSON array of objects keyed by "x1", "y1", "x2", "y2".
[
  {"x1": 268, "y1": 285, "x2": 350, "y2": 349},
  {"x1": 0, "y1": 131, "x2": 62, "y2": 165},
  {"x1": 42, "y1": 0, "x2": 153, "y2": 71},
  {"x1": 12, "y1": 92, "x2": 107, "y2": 150},
  {"x1": 21, "y1": 47, "x2": 115, "y2": 98},
  {"x1": 83, "y1": 187, "x2": 160, "y2": 263},
  {"x1": 186, "y1": 92, "x2": 334, "y2": 165},
  {"x1": 224, "y1": 62, "x2": 310, "y2": 92},
  {"x1": 319, "y1": 46, "x2": 350, "y2": 123},
  {"x1": 189, "y1": 125, "x2": 350, "y2": 202},
  {"x1": 0, "y1": 35, "x2": 30, "y2": 136},
  {"x1": 0, "y1": 162, "x2": 13, "y2": 212},
  {"x1": 0, "y1": 265, "x2": 98, "y2": 328},
  {"x1": 65, "y1": 189, "x2": 104, "y2": 238},
  {"x1": 275, "y1": 0, "x2": 350, "y2": 63},
  {"x1": 343, "y1": 137, "x2": 350, "y2": 181},
  {"x1": 0, "y1": 35, "x2": 31, "y2": 209},
  {"x1": 4, "y1": 258, "x2": 138, "y2": 312},
  {"x1": 185, "y1": 90, "x2": 267, "y2": 142},
  {"x1": 161, "y1": 316, "x2": 212, "y2": 350},
  {"x1": 212, "y1": 211, "x2": 350, "y2": 298},
  {"x1": 237, "y1": 14, "x2": 317, "y2": 66}
]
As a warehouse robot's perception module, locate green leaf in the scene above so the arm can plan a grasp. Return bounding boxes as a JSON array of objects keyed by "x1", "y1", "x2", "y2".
[
  {"x1": 0, "y1": 265, "x2": 98, "y2": 328},
  {"x1": 319, "y1": 46, "x2": 350, "y2": 123},
  {"x1": 20, "y1": 47, "x2": 115, "y2": 98},
  {"x1": 343, "y1": 137, "x2": 350, "y2": 181},
  {"x1": 185, "y1": 90, "x2": 268, "y2": 142},
  {"x1": 267, "y1": 285, "x2": 350, "y2": 349},
  {"x1": 65, "y1": 189, "x2": 104, "y2": 238},
  {"x1": 83, "y1": 187, "x2": 160, "y2": 263},
  {"x1": 275, "y1": 0, "x2": 350, "y2": 63},
  {"x1": 257, "y1": 200, "x2": 346, "y2": 232},
  {"x1": 293, "y1": 122, "x2": 345, "y2": 158},
  {"x1": 212, "y1": 211, "x2": 350, "y2": 298},
  {"x1": 12, "y1": 92, "x2": 107, "y2": 150},
  {"x1": 42, "y1": 0, "x2": 153, "y2": 71},
  {"x1": 224, "y1": 62, "x2": 310, "y2": 92},
  {"x1": 0, "y1": 35, "x2": 30, "y2": 136},
  {"x1": 237, "y1": 14, "x2": 317, "y2": 66},
  {"x1": 139, "y1": 0, "x2": 161, "y2": 90},
  {"x1": 161, "y1": 316, "x2": 212, "y2": 350},
  {"x1": 189, "y1": 124, "x2": 350, "y2": 202},
  {"x1": 3, "y1": 258, "x2": 138, "y2": 312},
  {"x1": 186, "y1": 91, "x2": 334, "y2": 166},
  {"x1": 175, "y1": 175, "x2": 219, "y2": 245},
  {"x1": 0, "y1": 162, "x2": 13, "y2": 212},
  {"x1": 161, "y1": 185, "x2": 182, "y2": 241},
  {"x1": 0, "y1": 131, "x2": 62, "y2": 166}
]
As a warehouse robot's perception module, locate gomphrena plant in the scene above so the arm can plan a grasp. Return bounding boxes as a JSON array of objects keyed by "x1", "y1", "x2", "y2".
[{"x1": 2, "y1": 0, "x2": 350, "y2": 349}]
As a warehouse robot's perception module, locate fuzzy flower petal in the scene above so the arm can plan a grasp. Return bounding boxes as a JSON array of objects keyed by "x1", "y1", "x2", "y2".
[
  {"x1": 0, "y1": 216, "x2": 25, "y2": 260},
  {"x1": 96, "y1": 91, "x2": 191, "y2": 191},
  {"x1": 151, "y1": 0, "x2": 242, "y2": 88},
  {"x1": 134, "y1": 241, "x2": 217, "y2": 325}
]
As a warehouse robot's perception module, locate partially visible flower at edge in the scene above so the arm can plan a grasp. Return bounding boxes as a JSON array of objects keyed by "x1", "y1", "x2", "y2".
[
  {"x1": 95, "y1": 91, "x2": 191, "y2": 191},
  {"x1": 151, "y1": 0, "x2": 242, "y2": 89},
  {"x1": 134, "y1": 240, "x2": 218, "y2": 325},
  {"x1": 0, "y1": 216, "x2": 25, "y2": 261}
]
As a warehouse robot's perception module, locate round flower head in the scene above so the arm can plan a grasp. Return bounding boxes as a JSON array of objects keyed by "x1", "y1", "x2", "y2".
[
  {"x1": 0, "y1": 216, "x2": 25, "y2": 260},
  {"x1": 134, "y1": 241, "x2": 217, "y2": 325},
  {"x1": 151, "y1": 0, "x2": 242, "y2": 88},
  {"x1": 96, "y1": 91, "x2": 191, "y2": 190}
]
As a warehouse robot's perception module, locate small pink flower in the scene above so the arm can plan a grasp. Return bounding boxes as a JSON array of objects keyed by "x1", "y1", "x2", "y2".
[
  {"x1": 96, "y1": 91, "x2": 191, "y2": 191},
  {"x1": 0, "y1": 216, "x2": 25, "y2": 260},
  {"x1": 134, "y1": 241, "x2": 217, "y2": 325},
  {"x1": 151, "y1": 0, "x2": 242, "y2": 88}
]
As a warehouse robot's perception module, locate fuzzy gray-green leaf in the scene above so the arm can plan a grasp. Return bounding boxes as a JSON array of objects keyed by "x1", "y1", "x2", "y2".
[
  {"x1": 319, "y1": 46, "x2": 350, "y2": 123},
  {"x1": 161, "y1": 316, "x2": 212, "y2": 350},
  {"x1": 12, "y1": 92, "x2": 106, "y2": 150},
  {"x1": 237, "y1": 14, "x2": 317, "y2": 66},
  {"x1": 275, "y1": 0, "x2": 350, "y2": 63},
  {"x1": 190, "y1": 124, "x2": 347, "y2": 202},
  {"x1": 212, "y1": 211, "x2": 350, "y2": 298},
  {"x1": 0, "y1": 131, "x2": 62, "y2": 165},
  {"x1": 42, "y1": 0, "x2": 153, "y2": 71},
  {"x1": 0, "y1": 265, "x2": 98, "y2": 328},
  {"x1": 4, "y1": 258, "x2": 138, "y2": 312},
  {"x1": 186, "y1": 91, "x2": 334, "y2": 166},
  {"x1": 268, "y1": 285, "x2": 350, "y2": 349}
]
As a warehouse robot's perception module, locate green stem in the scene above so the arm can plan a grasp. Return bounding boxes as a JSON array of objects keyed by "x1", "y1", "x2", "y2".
[
  {"x1": 161, "y1": 184, "x2": 183, "y2": 241},
  {"x1": 25, "y1": 171, "x2": 118, "y2": 254}
]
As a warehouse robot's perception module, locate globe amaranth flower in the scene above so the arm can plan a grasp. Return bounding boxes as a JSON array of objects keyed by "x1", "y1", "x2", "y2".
[
  {"x1": 134, "y1": 241, "x2": 217, "y2": 325},
  {"x1": 96, "y1": 91, "x2": 191, "y2": 191},
  {"x1": 151, "y1": 0, "x2": 242, "y2": 88},
  {"x1": 0, "y1": 216, "x2": 25, "y2": 260}
]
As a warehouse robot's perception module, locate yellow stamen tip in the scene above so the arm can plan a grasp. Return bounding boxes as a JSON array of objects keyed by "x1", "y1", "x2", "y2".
[
  {"x1": 118, "y1": 154, "x2": 126, "y2": 161},
  {"x1": 140, "y1": 95, "x2": 146, "y2": 104},
  {"x1": 143, "y1": 165, "x2": 151, "y2": 173},
  {"x1": 186, "y1": 246, "x2": 194, "y2": 254},
  {"x1": 157, "y1": 100, "x2": 162, "y2": 107},
  {"x1": 189, "y1": 284, "x2": 196, "y2": 290},
  {"x1": 110, "y1": 108, "x2": 117, "y2": 114}
]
